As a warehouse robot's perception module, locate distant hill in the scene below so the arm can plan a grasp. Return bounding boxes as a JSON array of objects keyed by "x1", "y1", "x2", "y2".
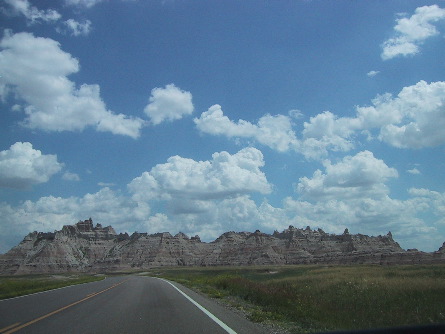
[{"x1": 1, "y1": 218, "x2": 444, "y2": 274}]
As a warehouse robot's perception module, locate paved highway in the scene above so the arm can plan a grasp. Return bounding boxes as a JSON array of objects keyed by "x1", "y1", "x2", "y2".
[{"x1": 0, "y1": 275, "x2": 269, "y2": 334}]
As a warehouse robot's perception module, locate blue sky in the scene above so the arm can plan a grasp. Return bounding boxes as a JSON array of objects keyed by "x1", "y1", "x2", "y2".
[{"x1": 1, "y1": 0, "x2": 445, "y2": 253}]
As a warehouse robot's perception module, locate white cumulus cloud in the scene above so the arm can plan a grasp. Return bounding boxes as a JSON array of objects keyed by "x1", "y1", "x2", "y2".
[
  {"x1": 2, "y1": 0, "x2": 61, "y2": 24},
  {"x1": 408, "y1": 188, "x2": 445, "y2": 220},
  {"x1": 62, "y1": 171, "x2": 80, "y2": 181},
  {"x1": 356, "y1": 80, "x2": 445, "y2": 148},
  {"x1": 407, "y1": 168, "x2": 421, "y2": 175},
  {"x1": 194, "y1": 105, "x2": 358, "y2": 159},
  {"x1": 0, "y1": 187, "x2": 151, "y2": 252},
  {"x1": 0, "y1": 31, "x2": 145, "y2": 138},
  {"x1": 382, "y1": 5, "x2": 445, "y2": 60},
  {"x1": 57, "y1": 19, "x2": 92, "y2": 37},
  {"x1": 0, "y1": 142, "x2": 63, "y2": 189},
  {"x1": 299, "y1": 80, "x2": 445, "y2": 153},
  {"x1": 1, "y1": 155, "x2": 444, "y2": 253},
  {"x1": 126, "y1": 147, "x2": 273, "y2": 240},
  {"x1": 194, "y1": 104, "x2": 299, "y2": 152},
  {"x1": 297, "y1": 151, "x2": 398, "y2": 200},
  {"x1": 144, "y1": 84, "x2": 194, "y2": 125},
  {"x1": 193, "y1": 80, "x2": 445, "y2": 159},
  {"x1": 283, "y1": 194, "x2": 436, "y2": 250},
  {"x1": 64, "y1": 0, "x2": 104, "y2": 8},
  {"x1": 281, "y1": 152, "x2": 442, "y2": 250},
  {"x1": 367, "y1": 70, "x2": 380, "y2": 77},
  {"x1": 128, "y1": 147, "x2": 272, "y2": 206},
  {"x1": 301, "y1": 111, "x2": 359, "y2": 156}
]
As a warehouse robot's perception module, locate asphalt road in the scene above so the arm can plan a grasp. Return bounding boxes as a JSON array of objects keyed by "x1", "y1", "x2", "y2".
[{"x1": 0, "y1": 275, "x2": 270, "y2": 334}]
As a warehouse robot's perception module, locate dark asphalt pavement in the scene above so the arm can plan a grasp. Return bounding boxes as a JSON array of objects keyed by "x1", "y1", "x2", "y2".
[{"x1": 0, "y1": 275, "x2": 269, "y2": 334}]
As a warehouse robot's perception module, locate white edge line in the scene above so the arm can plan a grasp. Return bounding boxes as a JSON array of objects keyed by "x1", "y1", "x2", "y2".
[
  {"x1": 0, "y1": 276, "x2": 107, "y2": 301},
  {"x1": 156, "y1": 277, "x2": 237, "y2": 334}
]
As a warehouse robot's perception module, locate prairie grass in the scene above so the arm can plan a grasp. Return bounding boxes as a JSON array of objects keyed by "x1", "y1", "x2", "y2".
[
  {"x1": 0, "y1": 274, "x2": 105, "y2": 300},
  {"x1": 150, "y1": 265, "x2": 445, "y2": 333}
]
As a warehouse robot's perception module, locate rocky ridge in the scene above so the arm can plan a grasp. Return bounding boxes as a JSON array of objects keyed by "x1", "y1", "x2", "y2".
[{"x1": 1, "y1": 219, "x2": 444, "y2": 274}]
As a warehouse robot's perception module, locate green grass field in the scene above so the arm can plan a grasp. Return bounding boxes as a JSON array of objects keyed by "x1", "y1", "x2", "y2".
[
  {"x1": 0, "y1": 274, "x2": 105, "y2": 300},
  {"x1": 150, "y1": 265, "x2": 445, "y2": 333}
]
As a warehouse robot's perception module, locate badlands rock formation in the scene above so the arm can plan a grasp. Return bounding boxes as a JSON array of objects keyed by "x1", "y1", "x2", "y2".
[{"x1": 1, "y1": 219, "x2": 444, "y2": 274}]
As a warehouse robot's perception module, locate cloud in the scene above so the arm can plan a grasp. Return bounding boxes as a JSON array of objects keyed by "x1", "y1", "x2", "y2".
[
  {"x1": 0, "y1": 152, "x2": 272, "y2": 252},
  {"x1": 1, "y1": 185, "x2": 441, "y2": 253},
  {"x1": 141, "y1": 195, "x2": 297, "y2": 243},
  {"x1": 62, "y1": 171, "x2": 80, "y2": 181},
  {"x1": 2, "y1": 0, "x2": 61, "y2": 24},
  {"x1": 283, "y1": 195, "x2": 437, "y2": 250},
  {"x1": 0, "y1": 187, "x2": 276, "y2": 253},
  {"x1": 0, "y1": 187, "x2": 151, "y2": 252},
  {"x1": 298, "y1": 78, "x2": 445, "y2": 155},
  {"x1": 128, "y1": 147, "x2": 272, "y2": 206},
  {"x1": 0, "y1": 31, "x2": 145, "y2": 138},
  {"x1": 194, "y1": 104, "x2": 299, "y2": 152},
  {"x1": 98, "y1": 182, "x2": 116, "y2": 187},
  {"x1": 127, "y1": 149, "x2": 440, "y2": 250},
  {"x1": 407, "y1": 168, "x2": 421, "y2": 175},
  {"x1": 64, "y1": 0, "x2": 135, "y2": 8},
  {"x1": 181, "y1": 195, "x2": 264, "y2": 239},
  {"x1": 408, "y1": 188, "x2": 445, "y2": 220},
  {"x1": 367, "y1": 70, "x2": 380, "y2": 77},
  {"x1": 141, "y1": 213, "x2": 177, "y2": 234},
  {"x1": 1, "y1": 153, "x2": 443, "y2": 252},
  {"x1": 299, "y1": 80, "x2": 445, "y2": 153},
  {"x1": 297, "y1": 151, "x2": 398, "y2": 201},
  {"x1": 382, "y1": 5, "x2": 445, "y2": 60},
  {"x1": 0, "y1": 142, "x2": 63, "y2": 189},
  {"x1": 300, "y1": 80, "x2": 445, "y2": 151},
  {"x1": 194, "y1": 104, "x2": 258, "y2": 137},
  {"x1": 64, "y1": 0, "x2": 104, "y2": 8},
  {"x1": 144, "y1": 84, "x2": 194, "y2": 125},
  {"x1": 300, "y1": 111, "x2": 358, "y2": 157},
  {"x1": 126, "y1": 147, "x2": 274, "y2": 241},
  {"x1": 288, "y1": 109, "x2": 303, "y2": 119},
  {"x1": 281, "y1": 152, "x2": 442, "y2": 250},
  {"x1": 194, "y1": 80, "x2": 445, "y2": 159},
  {"x1": 57, "y1": 19, "x2": 92, "y2": 37},
  {"x1": 356, "y1": 80, "x2": 445, "y2": 148},
  {"x1": 136, "y1": 196, "x2": 261, "y2": 241},
  {"x1": 194, "y1": 105, "x2": 356, "y2": 159}
]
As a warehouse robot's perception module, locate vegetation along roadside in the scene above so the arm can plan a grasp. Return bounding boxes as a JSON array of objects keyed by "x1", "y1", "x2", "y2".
[
  {"x1": 0, "y1": 274, "x2": 105, "y2": 300},
  {"x1": 149, "y1": 264, "x2": 445, "y2": 333}
]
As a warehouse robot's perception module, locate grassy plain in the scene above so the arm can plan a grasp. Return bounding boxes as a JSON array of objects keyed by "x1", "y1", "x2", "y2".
[
  {"x1": 0, "y1": 274, "x2": 105, "y2": 300},
  {"x1": 150, "y1": 265, "x2": 445, "y2": 333}
]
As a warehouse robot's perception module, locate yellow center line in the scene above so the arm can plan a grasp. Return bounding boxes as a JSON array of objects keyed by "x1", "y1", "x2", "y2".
[
  {"x1": 0, "y1": 323, "x2": 21, "y2": 333},
  {"x1": 3, "y1": 279, "x2": 129, "y2": 334}
]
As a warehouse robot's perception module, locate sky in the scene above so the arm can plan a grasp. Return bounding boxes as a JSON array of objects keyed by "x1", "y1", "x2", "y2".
[{"x1": 0, "y1": 0, "x2": 444, "y2": 253}]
